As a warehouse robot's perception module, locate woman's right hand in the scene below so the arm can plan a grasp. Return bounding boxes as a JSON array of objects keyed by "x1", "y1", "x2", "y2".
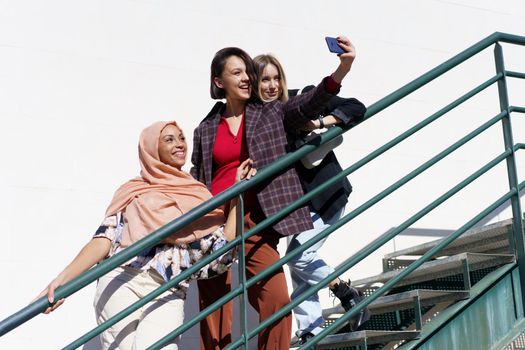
[
  {"x1": 35, "y1": 274, "x2": 67, "y2": 314},
  {"x1": 235, "y1": 158, "x2": 257, "y2": 183},
  {"x1": 32, "y1": 237, "x2": 110, "y2": 313}
]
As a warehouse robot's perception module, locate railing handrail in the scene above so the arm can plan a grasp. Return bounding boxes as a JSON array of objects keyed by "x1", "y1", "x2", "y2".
[{"x1": 364, "y1": 32, "x2": 525, "y2": 119}]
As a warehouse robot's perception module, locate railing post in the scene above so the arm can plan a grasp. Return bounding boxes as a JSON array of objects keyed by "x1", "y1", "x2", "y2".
[
  {"x1": 413, "y1": 296, "x2": 422, "y2": 331},
  {"x1": 494, "y1": 42, "x2": 525, "y2": 308},
  {"x1": 236, "y1": 195, "x2": 249, "y2": 349},
  {"x1": 462, "y1": 258, "x2": 472, "y2": 291}
]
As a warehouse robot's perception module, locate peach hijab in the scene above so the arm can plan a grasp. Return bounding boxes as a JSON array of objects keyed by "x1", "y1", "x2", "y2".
[{"x1": 105, "y1": 121, "x2": 224, "y2": 248}]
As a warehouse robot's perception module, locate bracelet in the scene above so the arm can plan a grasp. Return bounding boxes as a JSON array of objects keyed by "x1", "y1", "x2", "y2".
[{"x1": 318, "y1": 115, "x2": 325, "y2": 129}]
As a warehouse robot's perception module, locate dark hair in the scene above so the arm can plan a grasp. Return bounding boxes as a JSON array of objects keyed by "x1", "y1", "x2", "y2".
[{"x1": 210, "y1": 47, "x2": 257, "y2": 100}]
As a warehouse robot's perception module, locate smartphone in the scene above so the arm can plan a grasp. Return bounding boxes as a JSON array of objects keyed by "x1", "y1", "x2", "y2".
[{"x1": 325, "y1": 36, "x2": 344, "y2": 54}]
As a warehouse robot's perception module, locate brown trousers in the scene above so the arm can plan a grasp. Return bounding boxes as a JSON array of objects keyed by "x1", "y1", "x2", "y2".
[{"x1": 198, "y1": 206, "x2": 292, "y2": 350}]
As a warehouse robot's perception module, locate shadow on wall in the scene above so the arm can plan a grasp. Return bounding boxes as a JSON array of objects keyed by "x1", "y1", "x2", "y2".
[
  {"x1": 82, "y1": 337, "x2": 101, "y2": 350},
  {"x1": 79, "y1": 271, "x2": 259, "y2": 350}
]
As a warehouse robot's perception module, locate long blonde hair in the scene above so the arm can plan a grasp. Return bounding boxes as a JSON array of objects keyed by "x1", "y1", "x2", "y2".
[{"x1": 253, "y1": 54, "x2": 289, "y2": 102}]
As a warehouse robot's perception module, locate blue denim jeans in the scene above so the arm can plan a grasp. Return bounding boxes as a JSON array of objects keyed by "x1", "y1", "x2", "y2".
[{"x1": 286, "y1": 208, "x2": 344, "y2": 337}]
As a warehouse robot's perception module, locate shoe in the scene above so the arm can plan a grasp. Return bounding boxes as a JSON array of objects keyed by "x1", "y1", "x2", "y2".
[
  {"x1": 290, "y1": 332, "x2": 314, "y2": 349},
  {"x1": 347, "y1": 291, "x2": 370, "y2": 331},
  {"x1": 331, "y1": 281, "x2": 370, "y2": 331}
]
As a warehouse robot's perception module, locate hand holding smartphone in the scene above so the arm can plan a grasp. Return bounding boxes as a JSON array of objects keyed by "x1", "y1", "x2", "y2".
[{"x1": 325, "y1": 36, "x2": 345, "y2": 54}]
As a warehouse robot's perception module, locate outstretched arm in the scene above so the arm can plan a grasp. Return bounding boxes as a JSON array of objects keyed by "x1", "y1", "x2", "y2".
[
  {"x1": 284, "y1": 35, "x2": 357, "y2": 133},
  {"x1": 331, "y1": 36, "x2": 356, "y2": 84},
  {"x1": 35, "y1": 237, "x2": 111, "y2": 314}
]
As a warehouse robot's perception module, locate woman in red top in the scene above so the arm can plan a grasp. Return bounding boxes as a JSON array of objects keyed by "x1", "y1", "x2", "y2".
[{"x1": 191, "y1": 36, "x2": 356, "y2": 350}]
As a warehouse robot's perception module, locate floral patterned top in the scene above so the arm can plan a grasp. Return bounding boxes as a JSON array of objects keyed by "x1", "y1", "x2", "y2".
[{"x1": 94, "y1": 213, "x2": 235, "y2": 297}]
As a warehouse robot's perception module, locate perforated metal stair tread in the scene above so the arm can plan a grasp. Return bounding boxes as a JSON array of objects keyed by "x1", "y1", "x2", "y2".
[
  {"x1": 315, "y1": 330, "x2": 420, "y2": 348},
  {"x1": 322, "y1": 289, "x2": 470, "y2": 317},
  {"x1": 384, "y1": 219, "x2": 514, "y2": 259},
  {"x1": 352, "y1": 253, "x2": 515, "y2": 288}
]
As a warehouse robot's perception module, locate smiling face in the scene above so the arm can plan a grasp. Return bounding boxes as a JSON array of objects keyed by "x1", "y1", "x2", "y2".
[
  {"x1": 213, "y1": 55, "x2": 252, "y2": 102},
  {"x1": 258, "y1": 63, "x2": 282, "y2": 102},
  {"x1": 158, "y1": 124, "x2": 187, "y2": 170},
  {"x1": 253, "y1": 54, "x2": 288, "y2": 103}
]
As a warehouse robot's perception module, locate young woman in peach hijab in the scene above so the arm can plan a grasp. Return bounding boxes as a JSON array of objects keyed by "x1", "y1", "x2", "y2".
[{"x1": 37, "y1": 121, "x2": 255, "y2": 350}]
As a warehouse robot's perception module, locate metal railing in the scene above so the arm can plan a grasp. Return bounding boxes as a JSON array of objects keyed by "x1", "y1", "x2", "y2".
[{"x1": 1, "y1": 31, "x2": 524, "y2": 350}]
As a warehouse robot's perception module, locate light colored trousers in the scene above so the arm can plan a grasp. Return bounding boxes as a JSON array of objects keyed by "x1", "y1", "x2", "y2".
[
  {"x1": 93, "y1": 266, "x2": 185, "y2": 349},
  {"x1": 286, "y1": 208, "x2": 344, "y2": 337}
]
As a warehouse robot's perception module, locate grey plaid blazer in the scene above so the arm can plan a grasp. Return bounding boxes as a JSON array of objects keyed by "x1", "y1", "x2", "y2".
[{"x1": 190, "y1": 78, "x2": 338, "y2": 236}]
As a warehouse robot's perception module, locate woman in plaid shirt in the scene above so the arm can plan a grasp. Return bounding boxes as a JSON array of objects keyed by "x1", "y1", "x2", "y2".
[{"x1": 191, "y1": 36, "x2": 356, "y2": 350}]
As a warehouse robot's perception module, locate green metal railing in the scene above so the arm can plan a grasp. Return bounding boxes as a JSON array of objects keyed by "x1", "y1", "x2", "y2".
[{"x1": 1, "y1": 31, "x2": 524, "y2": 349}]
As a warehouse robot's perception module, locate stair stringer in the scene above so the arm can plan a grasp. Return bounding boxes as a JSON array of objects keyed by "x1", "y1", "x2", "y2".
[{"x1": 397, "y1": 263, "x2": 522, "y2": 350}]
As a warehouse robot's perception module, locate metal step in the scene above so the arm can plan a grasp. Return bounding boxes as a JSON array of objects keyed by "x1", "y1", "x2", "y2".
[
  {"x1": 322, "y1": 289, "x2": 470, "y2": 317},
  {"x1": 353, "y1": 253, "x2": 515, "y2": 288},
  {"x1": 384, "y1": 219, "x2": 514, "y2": 260},
  {"x1": 315, "y1": 330, "x2": 420, "y2": 349}
]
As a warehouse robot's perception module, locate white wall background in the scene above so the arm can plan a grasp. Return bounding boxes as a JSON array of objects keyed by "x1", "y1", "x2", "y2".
[{"x1": 1, "y1": 0, "x2": 524, "y2": 349}]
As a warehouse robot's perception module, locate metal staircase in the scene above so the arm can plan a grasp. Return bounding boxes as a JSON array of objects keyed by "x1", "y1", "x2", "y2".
[{"x1": 318, "y1": 218, "x2": 521, "y2": 349}]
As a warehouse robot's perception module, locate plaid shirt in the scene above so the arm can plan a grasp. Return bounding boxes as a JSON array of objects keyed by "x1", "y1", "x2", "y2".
[{"x1": 190, "y1": 78, "x2": 338, "y2": 236}]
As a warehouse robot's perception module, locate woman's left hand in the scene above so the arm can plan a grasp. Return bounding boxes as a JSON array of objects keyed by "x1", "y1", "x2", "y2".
[
  {"x1": 331, "y1": 36, "x2": 356, "y2": 84},
  {"x1": 235, "y1": 158, "x2": 257, "y2": 183},
  {"x1": 336, "y1": 36, "x2": 356, "y2": 68}
]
